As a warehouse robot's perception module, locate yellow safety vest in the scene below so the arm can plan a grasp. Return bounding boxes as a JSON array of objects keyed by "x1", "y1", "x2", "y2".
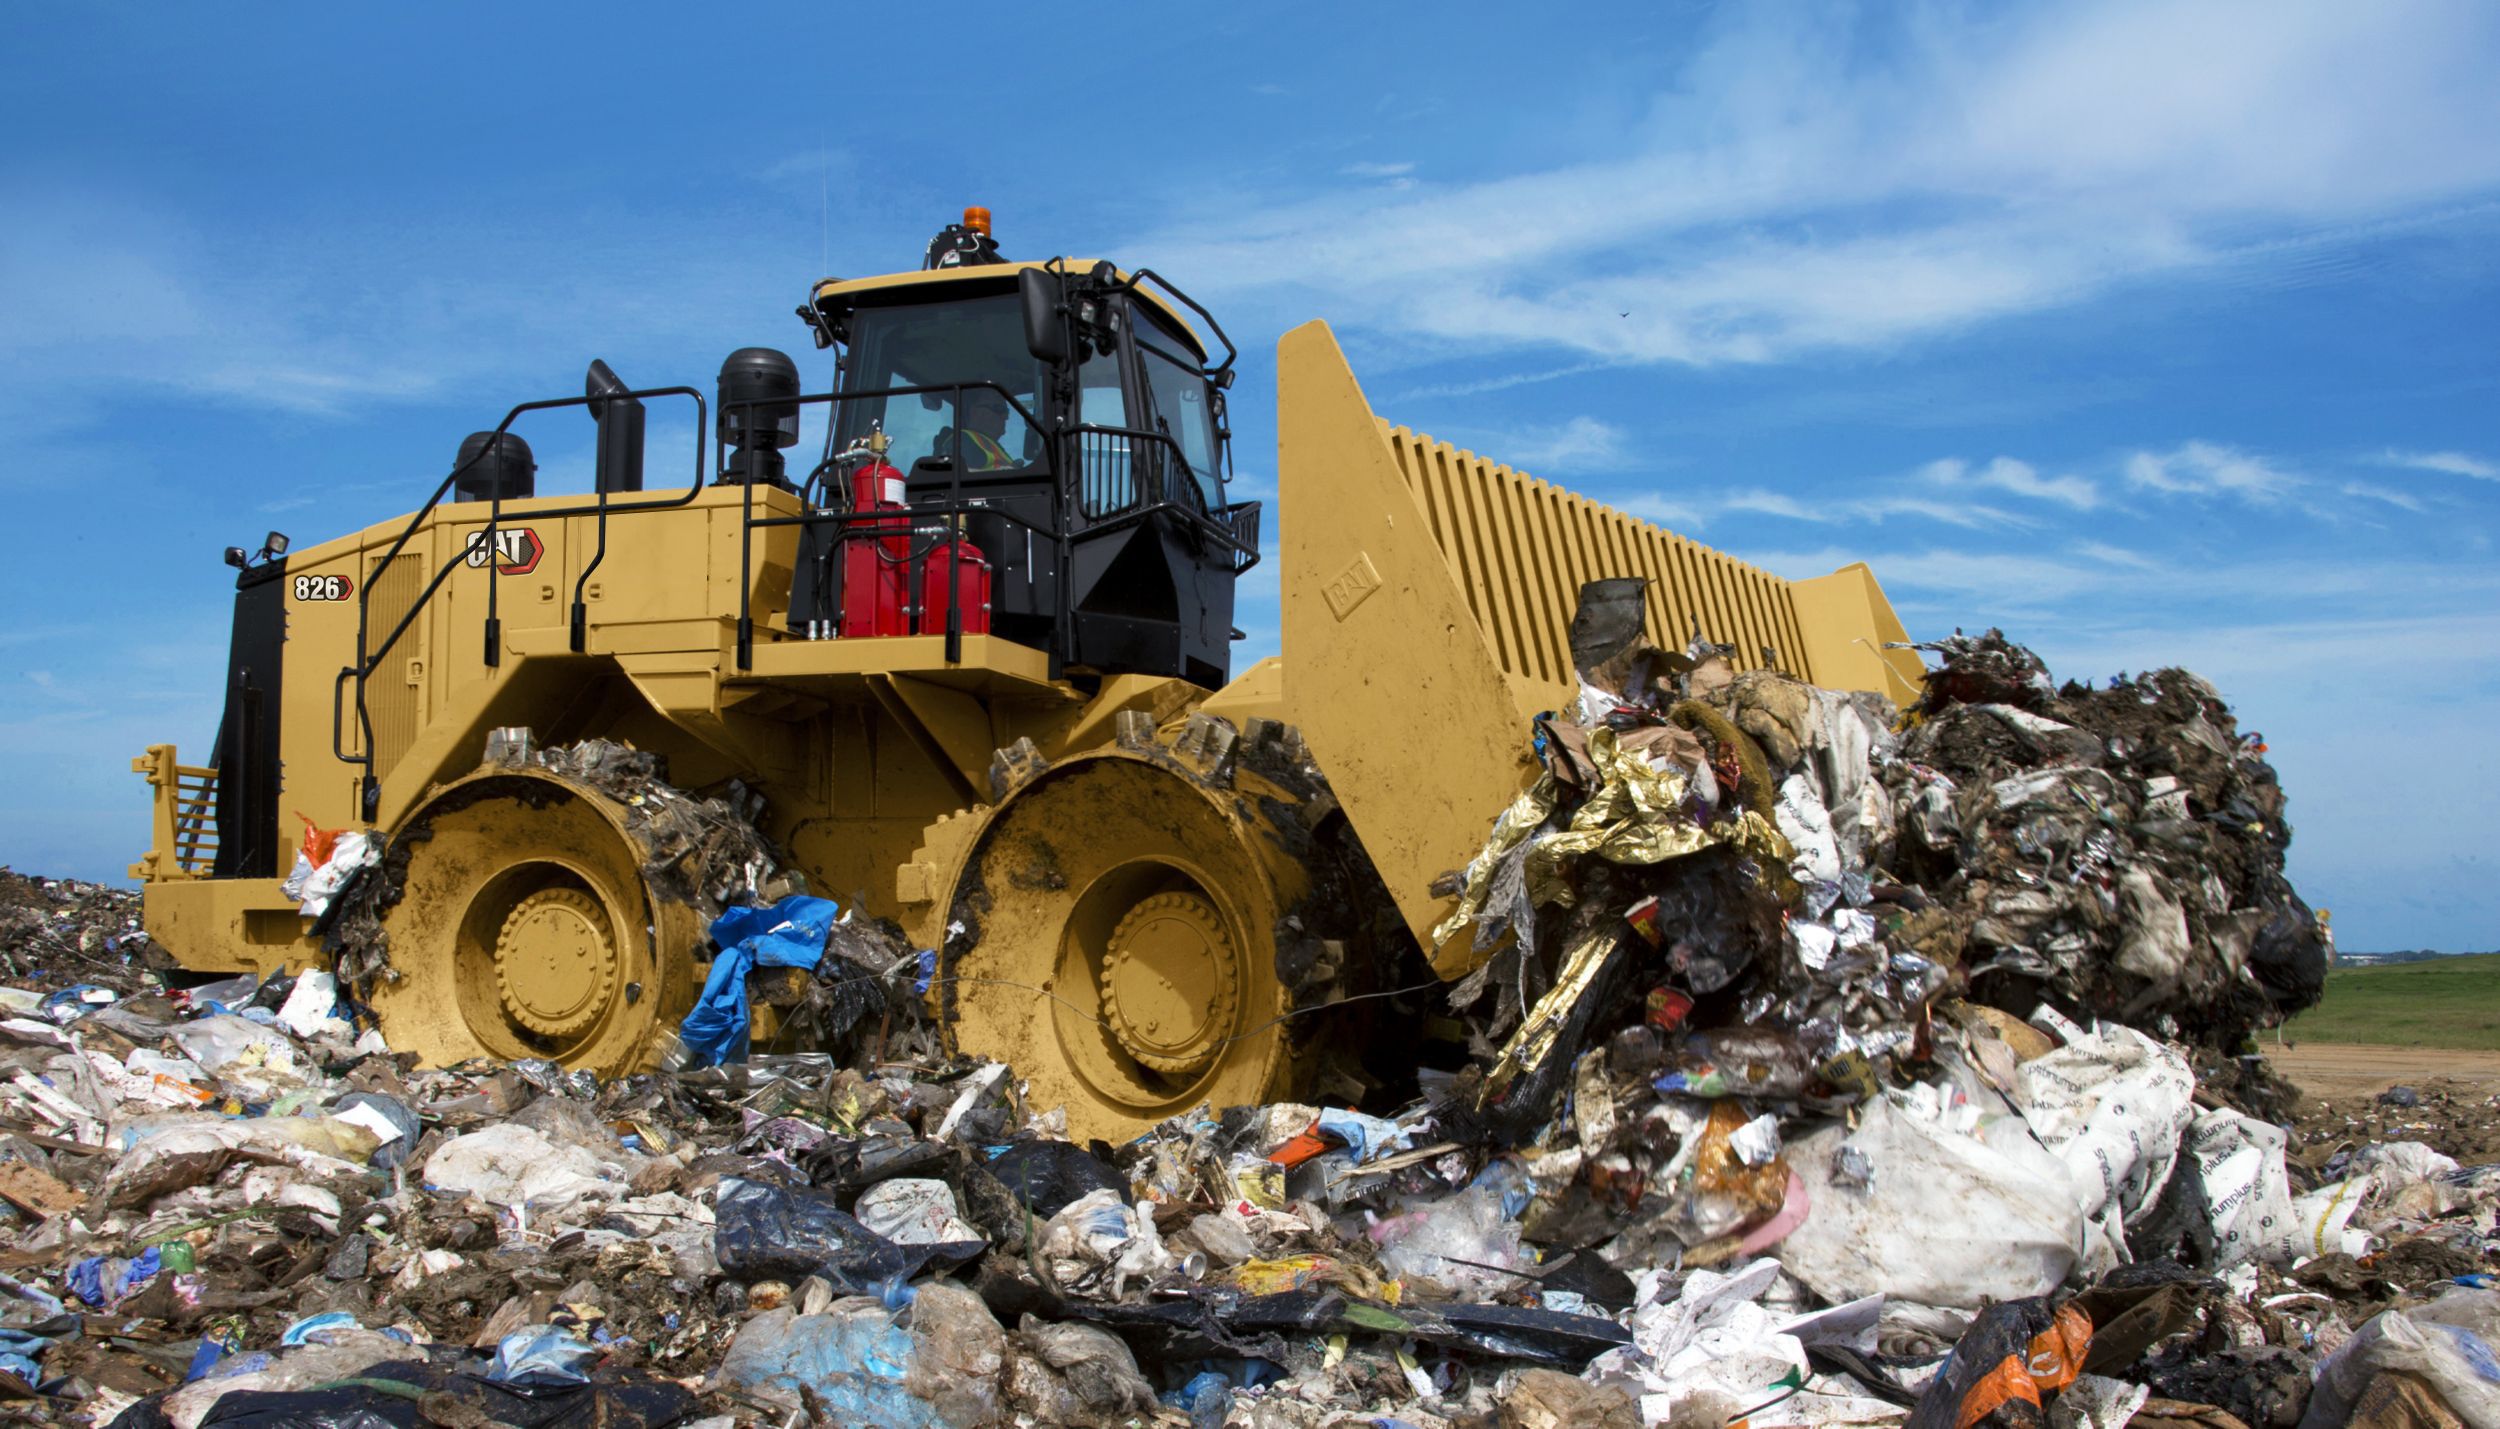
[{"x1": 963, "y1": 428, "x2": 1013, "y2": 471}]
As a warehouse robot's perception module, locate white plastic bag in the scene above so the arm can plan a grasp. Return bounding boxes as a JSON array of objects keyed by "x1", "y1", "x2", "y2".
[
  {"x1": 1584, "y1": 1259, "x2": 1806, "y2": 1419},
  {"x1": 854, "y1": 1178, "x2": 984, "y2": 1262},
  {"x1": 422, "y1": 1122, "x2": 625, "y2": 1207},
  {"x1": 1035, "y1": 1189, "x2": 1173, "y2": 1299},
  {"x1": 2175, "y1": 1106, "x2": 2299, "y2": 1268},
  {"x1": 275, "y1": 969, "x2": 352, "y2": 1041},
  {"x1": 2287, "y1": 1173, "x2": 2375, "y2": 1260},
  {"x1": 297, "y1": 829, "x2": 376, "y2": 918},
  {"x1": 2010, "y1": 1022, "x2": 2195, "y2": 1270},
  {"x1": 1781, "y1": 1092, "x2": 2081, "y2": 1312}
]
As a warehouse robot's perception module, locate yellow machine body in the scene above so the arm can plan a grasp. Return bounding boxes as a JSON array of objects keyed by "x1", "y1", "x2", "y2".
[{"x1": 135, "y1": 264, "x2": 1921, "y2": 1136}]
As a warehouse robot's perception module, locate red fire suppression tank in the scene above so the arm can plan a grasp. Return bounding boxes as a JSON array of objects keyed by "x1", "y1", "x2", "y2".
[
  {"x1": 838, "y1": 452, "x2": 912, "y2": 639},
  {"x1": 917, "y1": 534, "x2": 992, "y2": 637}
]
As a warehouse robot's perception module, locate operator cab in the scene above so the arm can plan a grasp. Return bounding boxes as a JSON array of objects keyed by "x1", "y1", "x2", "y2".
[{"x1": 786, "y1": 210, "x2": 1256, "y2": 689}]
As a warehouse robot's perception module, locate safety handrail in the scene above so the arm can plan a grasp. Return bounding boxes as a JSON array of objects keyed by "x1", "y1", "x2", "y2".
[
  {"x1": 732, "y1": 380, "x2": 1044, "y2": 671},
  {"x1": 333, "y1": 385, "x2": 708, "y2": 819},
  {"x1": 1068, "y1": 422, "x2": 1258, "y2": 571}
]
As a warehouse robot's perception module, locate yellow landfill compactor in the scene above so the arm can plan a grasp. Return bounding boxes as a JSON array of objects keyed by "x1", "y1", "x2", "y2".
[{"x1": 132, "y1": 210, "x2": 1924, "y2": 1139}]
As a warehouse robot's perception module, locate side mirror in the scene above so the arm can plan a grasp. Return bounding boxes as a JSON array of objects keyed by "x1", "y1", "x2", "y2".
[{"x1": 1020, "y1": 268, "x2": 1069, "y2": 364}]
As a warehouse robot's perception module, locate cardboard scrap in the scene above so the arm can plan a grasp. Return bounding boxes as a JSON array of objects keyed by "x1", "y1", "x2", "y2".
[{"x1": 0, "y1": 1157, "x2": 84, "y2": 1219}]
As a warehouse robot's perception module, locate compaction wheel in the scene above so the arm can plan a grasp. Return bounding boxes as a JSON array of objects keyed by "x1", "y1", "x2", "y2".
[
  {"x1": 363, "y1": 769, "x2": 703, "y2": 1073},
  {"x1": 937, "y1": 748, "x2": 1317, "y2": 1139}
]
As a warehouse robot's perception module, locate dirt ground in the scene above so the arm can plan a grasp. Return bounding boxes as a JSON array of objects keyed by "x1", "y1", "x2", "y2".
[
  {"x1": 2265, "y1": 1041, "x2": 2500, "y2": 1164},
  {"x1": 2266, "y1": 1041, "x2": 2500, "y2": 1101}
]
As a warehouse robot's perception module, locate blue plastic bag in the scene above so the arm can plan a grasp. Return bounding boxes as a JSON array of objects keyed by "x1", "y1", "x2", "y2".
[
  {"x1": 489, "y1": 1323, "x2": 600, "y2": 1383},
  {"x1": 64, "y1": 1247, "x2": 159, "y2": 1308},
  {"x1": 280, "y1": 1310, "x2": 364, "y2": 1346},
  {"x1": 716, "y1": 1306, "x2": 947, "y2": 1429},
  {"x1": 677, "y1": 895, "x2": 838, "y2": 1067}
]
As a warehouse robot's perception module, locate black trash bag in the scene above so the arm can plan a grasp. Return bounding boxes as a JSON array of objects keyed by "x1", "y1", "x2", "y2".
[
  {"x1": 198, "y1": 1392, "x2": 417, "y2": 1429},
  {"x1": 1904, "y1": 1297, "x2": 2085, "y2": 1429},
  {"x1": 713, "y1": 1175, "x2": 932, "y2": 1291},
  {"x1": 155, "y1": 1357, "x2": 696, "y2": 1429},
  {"x1": 986, "y1": 1140, "x2": 1127, "y2": 1217},
  {"x1": 1063, "y1": 1290, "x2": 1295, "y2": 1365},
  {"x1": 247, "y1": 972, "x2": 299, "y2": 1014},
  {"x1": 1520, "y1": 1250, "x2": 1639, "y2": 1312},
  {"x1": 1569, "y1": 578, "x2": 1650, "y2": 674},
  {"x1": 1403, "y1": 1301, "x2": 1633, "y2": 1366},
  {"x1": 2247, "y1": 882, "x2": 2329, "y2": 1007}
]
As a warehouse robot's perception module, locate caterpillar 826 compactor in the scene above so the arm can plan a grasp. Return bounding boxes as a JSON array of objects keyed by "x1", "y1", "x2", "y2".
[{"x1": 132, "y1": 209, "x2": 1924, "y2": 1138}]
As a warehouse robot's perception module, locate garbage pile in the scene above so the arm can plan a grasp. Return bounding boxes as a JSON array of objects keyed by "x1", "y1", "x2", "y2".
[
  {"x1": 1, "y1": 594, "x2": 2491, "y2": 1428},
  {"x1": 0, "y1": 870, "x2": 161, "y2": 1004}
]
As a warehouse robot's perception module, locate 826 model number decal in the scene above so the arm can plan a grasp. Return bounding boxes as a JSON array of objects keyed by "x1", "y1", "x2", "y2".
[{"x1": 292, "y1": 573, "x2": 355, "y2": 601}]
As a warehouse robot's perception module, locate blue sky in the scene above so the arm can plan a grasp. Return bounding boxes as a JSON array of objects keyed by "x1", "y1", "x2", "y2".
[{"x1": 2, "y1": 2, "x2": 2494, "y2": 950}]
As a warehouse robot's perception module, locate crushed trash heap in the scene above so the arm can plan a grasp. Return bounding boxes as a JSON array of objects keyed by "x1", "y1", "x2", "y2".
[{"x1": 4, "y1": 590, "x2": 2494, "y2": 1429}]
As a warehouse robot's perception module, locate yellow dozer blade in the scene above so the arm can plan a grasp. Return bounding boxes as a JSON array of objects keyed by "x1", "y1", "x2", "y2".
[{"x1": 1273, "y1": 320, "x2": 1923, "y2": 980}]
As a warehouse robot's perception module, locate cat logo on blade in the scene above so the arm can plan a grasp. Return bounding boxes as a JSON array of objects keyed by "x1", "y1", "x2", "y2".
[{"x1": 464, "y1": 527, "x2": 545, "y2": 576}]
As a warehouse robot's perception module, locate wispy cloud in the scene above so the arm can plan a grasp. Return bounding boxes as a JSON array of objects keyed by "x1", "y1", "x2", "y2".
[
  {"x1": 1392, "y1": 361, "x2": 1627, "y2": 402},
  {"x1": 2124, "y1": 440, "x2": 2300, "y2": 504},
  {"x1": 2381, "y1": 447, "x2": 2499, "y2": 481},
  {"x1": 1722, "y1": 489, "x2": 1824, "y2": 522},
  {"x1": 1922, "y1": 456, "x2": 2099, "y2": 510},
  {"x1": 2341, "y1": 479, "x2": 2430, "y2": 513},
  {"x1": 1756, "y1": 543, "x2": 2500, "y2": 620},
  {"x1": 1340, "y1": 161, "x2": 1414, "y2": 180},
  {"x1": 1617, "y1": 493, "x2": 1707, "y2": 529},
  {"x1": 0, "y1": 183, "x2": 868, "y2": 437},
  {"x1": 1715, "y1": 487, "x2": 2031, "y2": 530},
  {"x1": 2071, "y1": 540, "x2": 2160, "y2": 570},
  {"x1": 1491, "y1": 415, "x2": 1629, "y2": 473},
  {"x1": 1134, "y1": 3, "x2": 2500, "y2": 369},
  {"x1": 752, "y1": 147, "x2": 848, "y2": 186}
]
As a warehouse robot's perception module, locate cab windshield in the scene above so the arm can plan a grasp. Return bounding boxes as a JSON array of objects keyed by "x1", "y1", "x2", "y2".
[
  {"x1": 1134, "y1": 313, "x2": 1223, "y2": 509},
  {"x1": 836, "y1": 292, "x2": 1042, "y2": 470}
]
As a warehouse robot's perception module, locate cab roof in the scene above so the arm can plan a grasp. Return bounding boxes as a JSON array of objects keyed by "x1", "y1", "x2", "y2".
[{"x1": 812, "y1": 261, "x2": 1209, "y2": 363}]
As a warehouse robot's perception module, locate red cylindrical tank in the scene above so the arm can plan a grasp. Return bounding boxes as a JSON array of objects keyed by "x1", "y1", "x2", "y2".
[
  {"x1": 848, "y1": 459, "x2": 911, "y2": 557},
  {"x1": 916, "y1": 537, "x2": 992, "y2": 637},
  {"x1": 839, "y1": 459, "x2": 912, "y2": 638}
]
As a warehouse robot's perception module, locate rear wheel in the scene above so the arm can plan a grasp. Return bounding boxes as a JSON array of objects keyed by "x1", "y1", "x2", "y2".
[
  {"x1": 941, "y1": 751, "x2": 1311, "y2": 1139},
  {"x1": 365, "y1": 771, "x2": 703, "y2": 1073}
]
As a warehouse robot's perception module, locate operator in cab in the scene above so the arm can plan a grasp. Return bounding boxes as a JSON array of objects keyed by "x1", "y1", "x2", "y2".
[{"x1": 955, "y1": 387, "x2": 1018, "y2": 471}]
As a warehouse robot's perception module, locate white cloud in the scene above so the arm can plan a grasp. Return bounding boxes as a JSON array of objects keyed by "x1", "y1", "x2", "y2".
[
  {"x1": 752, "y1": 147, "x2": 849, "y2": 186},
  {"x1": 1756, "y1": 543, "x2": 2500, "y2": 623},
  {"x1": 1392, "y1": 361, "x2": 1626, "y2": 402},
  {"x1": 2382, "y1": 448, "x2": 2500, "y2": 481},
  {"x1": 1722, "y1": 489, "x2": 1827, "y2": 522},
  {"x1": 1340, "y1": 161, "x2": 1414, "y2": 179},
  {"x1": 2071, "y1": 540, "x2": 2160, "y2": 570},
  {"x1": 0, "y1": 182, "x2": 877, "y2": 436},
  {"x1": 1616, "y1": 494, "x2": 1707, "y2": 530},
  {"x1": 1852, "y1": 496, "x2": 2033, "y2": 530},
  {"x1": 2341, "y1": 480, "x2": 2429, "y2": 513},
  {"x1": 1923, "y1": 456, "x2": 2100, "y2": 510},
  {"x1": 1713, "y1": 487, "x2": 2029, "y2": 530},
  {"x1": 2124, "y1": 440, "x2": 2299, "y2": 503},
  {"x1": 1492, "y1": 415, "x2": 1629, "y2": 473},
  {"x1": 1133, "y1": 3, "x2": 2500, "y2": 368}
]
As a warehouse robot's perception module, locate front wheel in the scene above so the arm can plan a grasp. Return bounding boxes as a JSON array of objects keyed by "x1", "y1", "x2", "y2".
[{"x1": 363, "y1": 770, "x2": 704, "y2": 1073}]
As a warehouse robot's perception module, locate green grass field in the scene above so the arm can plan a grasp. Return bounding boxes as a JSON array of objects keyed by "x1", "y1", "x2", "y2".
[{"x1": 2280, "y1": 952, "x2": 2500, "y2": 1050}]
